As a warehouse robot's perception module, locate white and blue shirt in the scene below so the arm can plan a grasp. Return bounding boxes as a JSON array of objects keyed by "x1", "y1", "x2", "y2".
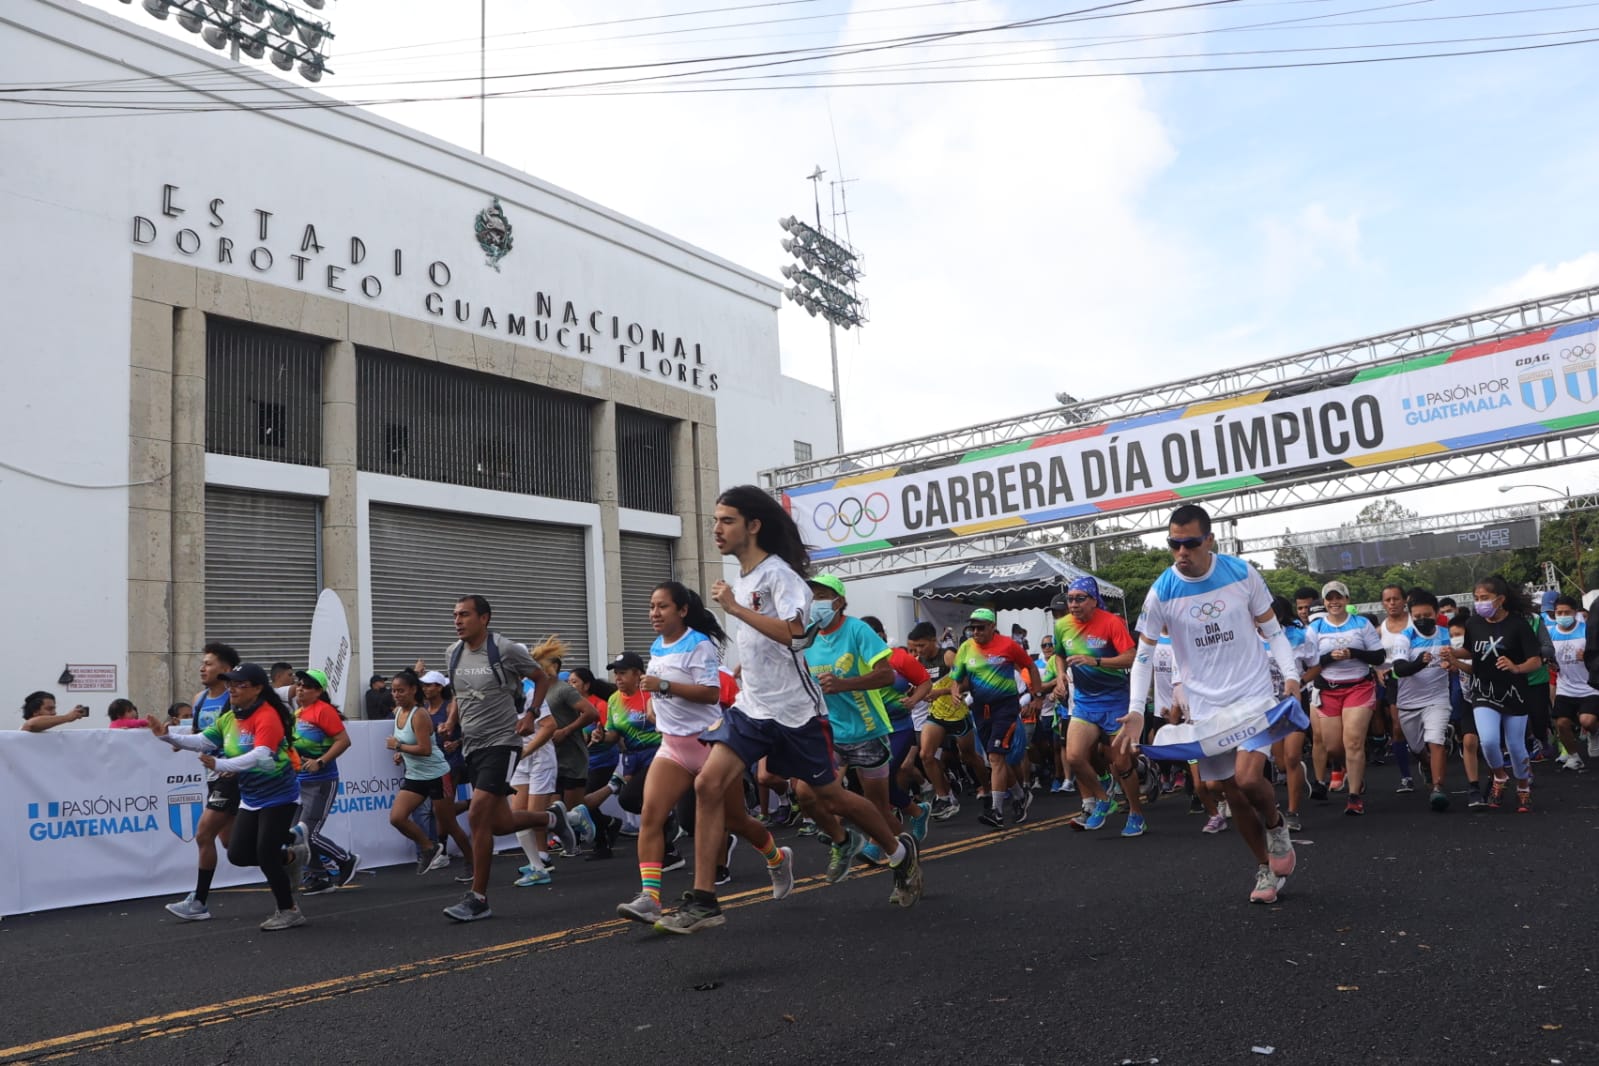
[
  {"x1": 1551, "y1": 619, "x2": 1597, "y2": 699},
  {"x1": 648, "y1": 629, "x2": 725, "y2": 736},
  {"x1": 1389, "y1": 624, "x2": 1452, "y2": 709},
  {"x1": 1139, "y1": 554, "x2": 1274, "y2": 720},
  {"x1": 1306, "y1": 614, "x2": 1383, "y2": 685}
]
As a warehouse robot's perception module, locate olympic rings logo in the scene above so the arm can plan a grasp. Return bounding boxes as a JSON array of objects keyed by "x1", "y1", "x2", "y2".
[
  {"x1": 813, "y1": 492, "x2": 891, "y2": 542},
  {"x1": 1188, "y1": 600, "x2": 1226, "y2": 620},
  {"x1": 1560, "y1": 343, "x2": 1597, "y2": 361}
]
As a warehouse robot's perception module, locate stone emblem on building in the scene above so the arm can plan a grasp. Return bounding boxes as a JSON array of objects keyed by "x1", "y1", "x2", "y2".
[{"x1": 474, "y1": 196, "x2": 514, "y2": 271}]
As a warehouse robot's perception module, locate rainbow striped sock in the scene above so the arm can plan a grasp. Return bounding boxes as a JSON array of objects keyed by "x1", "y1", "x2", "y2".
[
  {"x1": 757, "y1": 833, "x2": 784, "y2": 869},
  {"x1": 639, "y1": 862, "x2": 662, "y2": 904}
]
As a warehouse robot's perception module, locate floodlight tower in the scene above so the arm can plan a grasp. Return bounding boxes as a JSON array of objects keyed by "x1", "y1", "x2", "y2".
[
  {"x1": 127, "y1": 0, "x2": 336, "y2": 82},
  {"x1": 780, "y1": 165, "x2": 866, "y2": 454}
]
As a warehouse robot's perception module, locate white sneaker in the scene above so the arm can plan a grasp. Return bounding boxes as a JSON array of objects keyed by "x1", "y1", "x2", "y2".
[
  {"x1": 427, "y1": 847, "x2": 451, "y2": 872},
  {"x1": 260, "y1": 907, "x2": 306, "y2": 931},
  {"x1": 769, "y1": 845, "x2": 795, "y2": 901},
  {"x1": 1561, "y1": 753, "x2": 1587, "y2": 773},
  {"x1": 1587, "y1": 732, "x2": 1599, "y2": 759},
  {"x1": 165, "y1": 893, "x2": 210, "y2": 921}
]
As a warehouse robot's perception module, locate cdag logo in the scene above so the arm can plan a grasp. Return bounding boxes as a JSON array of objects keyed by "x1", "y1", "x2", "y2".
[
  {"x1": 167, "y1": 783, "x2": 206, "y2": 843},
  {"x1": 813, "y1": 492, "x2": 891, "y2": 543},
  {"x1": 1517, "y1": 352, "x2": 1555, "y2": 412}
]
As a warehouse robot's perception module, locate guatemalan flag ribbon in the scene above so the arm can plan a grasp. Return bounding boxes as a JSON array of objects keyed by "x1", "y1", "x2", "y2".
[{"x1": 1139, "y1": 696, "x2": 1309, "y2": 762}]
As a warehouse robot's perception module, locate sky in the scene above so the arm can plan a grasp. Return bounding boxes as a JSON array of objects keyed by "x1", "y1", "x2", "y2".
[{"x1": 63, "y1": 0, "x2": 1599, "y2": 559}]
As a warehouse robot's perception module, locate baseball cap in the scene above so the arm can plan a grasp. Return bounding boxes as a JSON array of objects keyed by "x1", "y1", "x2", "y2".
[
  {"x1": 294, "y1": 668, "x2": 328, "y2": 691},
  {"x1": 809, "y1": 574, "x2": 847, "y2": 599},
  {"x1": 219, "y1": 663, "x2": 270, "y2": 687},
  {"x1": 969, "y1": 608, "x2": 997, "y2": 624},
  {"x1": 418, "y1": 670, "x2": 449, "y2": 687},
  {"x1": 608, "y1": 651, "x2": 645, "y2": 672},
  {"x1": 1049, "y1": 592, "x2": 1068, "y2": 612},
  {"x1": 1321, "y1": 580, "x2": 1351, "y2": 599}
]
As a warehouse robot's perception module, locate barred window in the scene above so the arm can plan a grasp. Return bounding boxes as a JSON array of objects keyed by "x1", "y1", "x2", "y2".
[
  {"x1": 356, "y1": 348, "x2": 592, "y2": 502},
  {"x1": 794, "y1": 440, "x2": 813, "y2": 463},
  {"x1": 205, "y1": 318, "x2": 323, "y2": 465},
  {"x1": 616, "y1": 406, "x2": 675, "y2": 514}
]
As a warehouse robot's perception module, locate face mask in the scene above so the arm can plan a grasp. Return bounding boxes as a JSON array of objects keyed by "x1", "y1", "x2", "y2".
[
  {"x1": 1412, "y1": 618, "x2": 1437, "y2": 636},
  {"x1": 1557, "y1": 615, "x2": 1577, "y2": 631},
  {"x1": 1450, "y1": 635, "x2": 1466, "y2": 649},
  {"x1": 809, "y1": 600, "x2": 838, "y2": 628},
  {"x1": 1473, "y1": 601, "x2": 1497, "y2": 619}
]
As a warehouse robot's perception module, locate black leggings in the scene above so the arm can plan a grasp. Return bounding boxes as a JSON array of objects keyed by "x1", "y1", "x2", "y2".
[
  {"x1": 228, "y1": 804, "x2": 297, "y2": 910},
  {"x1": 618, "y1": 757, "x2": 698, "y2": 837}
]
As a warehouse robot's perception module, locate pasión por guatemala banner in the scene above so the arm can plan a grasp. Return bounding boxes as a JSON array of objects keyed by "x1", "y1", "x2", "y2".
[{"x1": 785, "y1": 317, "x2": 1599, "y2": 558}]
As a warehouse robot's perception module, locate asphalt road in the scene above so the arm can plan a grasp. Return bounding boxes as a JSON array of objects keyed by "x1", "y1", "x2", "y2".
[{"x1": 2, "y1": 762, "x2": 1596, "y2": 1066}]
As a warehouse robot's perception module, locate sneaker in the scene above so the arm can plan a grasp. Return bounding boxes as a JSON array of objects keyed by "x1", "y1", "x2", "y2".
[
  {"x1": 1467, "y1": 785, "x2": 1488, "y2": 810},
  {"x1": 443, "y1": 892, "x2": 492, "y2": 922},
  {"x1": 165, "y1": 893, "x2": 210, "y2": 921},
  {"x1": 654, "y1": 892, "x2": 725, "y2": 935},
  {"x1": 416, "y1": 844, "x2": 443, "y2": 876},
  {"x1": 859, "y1": 842, "x2": 886, "y2": 866},
  {"x1": 662, "y1": 847, "x2": 686, "y2": 873},
  {"x1": 769, "y1": 846, "x2": 795, "y2": 901},
  {"x1": 1083, "y1": 799, "x2": 1113, "y2": 831},
  {"x1": 1188, "y1": 795, "x2": 1205, "y2": 815},
  {"x1": 454, "y1": 868, "x2": 477, "y2": 884},
  {"x1": 1560, "y1": 753, "x2": 1587, "y2": 773},
  {"x1": 260, "y1": 907, "x2": 307, "y2": 931},
  {"x1": 826, "y1": 829, "x2": 865, "y2": 884},
  {"x1": 1010, "y1": 790, "x2": 1034, "y2": 825},
  {"x1": 1344, "y1": 795, "x2": 1364, "y2": 817},
  {"x1": 977, "y1": 806, "x2": 1004, "y2": 830},
  {"x1": 301, "y1": 877, "x2": 338, "y2": 896},
  {"x1": 549, "y1": 802, "x2": 579, "y2": 857},
  {"x1": 1395, "y1": 776, "x2": 1415, "y2": 794},
  {"x1": 930, "y1": 796, "x2": 959, "y2": 820},
  {"x1": 617, "y1": 892, "x2": 663, "y2": 924},
  {"x1": 1429, "y1": 788, "x2": 1450, "y2": 811},
  {"x1": 336, "y1": 853, "x2": 361, "y2": 887},
  {"x1": 1216, "y1": 799, "x2": 1231, "y2": 820},
  {"x1": 1265, "y1": 817, "x2": 1296, "y2": 877},
  {"x1": 714, "y1": 866, "x2": 733, "y2": 887},
  {"x1": 1516, "y1": 787, "x2": 1532, "y2": 814},
  {"x1": 514, "y1": 868, "x2": 553, "y2": 888},
  {"x1": 797, "y1": 818, "x2": 819, "y2": 837},
  {"x1": 888, "y1": 834, "x2": 923, "y2": 909},
  {"x1": 1049, "y1": 781, "x2": 1066, "y2": 794},
  {"x1": 908, "y1": 801, "x2": 932, "y2": 842},
  {"x1": 1121, "y1": 813, "x2": 1147, "y2": 838},
  {"x1": 1309, "y1": 779, "x2": 1328, "y2": 802},
  {"x1": 1249, "y1": 865, "x2": 1279, "y2": 905},
  {"x1": 1202, "y1": 814, "x2": 1228, "y2": 834},
  {"x1": 286, "y1": 823, "x2": 310, "y2": 881},
  {"x1": 427, "y1": 846, "x2": 451, "y2": 872},
  {"x1": 1062, "y1": 778, "x2": 1077, "y2": 794},
  {"x1": 1588, "y1": 732, "x2": 1599, "y2": 759},
  {"x1": 568, "y1": 804, "x2": 596, "y2": 847},
  {"x1": 1172, "y1": 770, "x2": 1188, "y2": 792},
  {"x1": 1329, "y1": 771, "x2": 1346, "y2": 793},
  {"x1": 1487, "y1": 777, "x2": 1507, "y2": 809},
  {"x1": 1284, "y1": 810, "x2": 1302, "y2": 832}
]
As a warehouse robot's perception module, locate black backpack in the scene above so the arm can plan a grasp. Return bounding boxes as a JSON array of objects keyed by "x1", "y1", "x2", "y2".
[{"x1": 447, "y1": 631, "x2": 527, "y2": 715}]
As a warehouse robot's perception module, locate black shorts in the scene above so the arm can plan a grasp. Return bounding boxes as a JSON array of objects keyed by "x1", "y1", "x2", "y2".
[
  {"x1": 975, "y1": 697, "x2": 1022, "y2": 754},
  {"x1": 464, "y1": 745, "x2": 520, "y2": 797},
  {"x1": 205, "y1": 777, "x2": 240, "y2": 815},
  {"x1": 1451, "y1": 705, "x2": 1478, "y2": 738},
  {"x1": 701, "y1": 706, "x2": 837, "y2": 787},
  {"x1": 1552, "y1": 694, "x2": 1599, "y2": 722},
  {"x1": 928, "y1": 715, "x2": 972, "y2": 740},
  {"x1": 556, "y1": 774, "x2": 586, "y2": 792},
  {"x1": 401, "y1": 776, "x2": 447, "y2": 800}
]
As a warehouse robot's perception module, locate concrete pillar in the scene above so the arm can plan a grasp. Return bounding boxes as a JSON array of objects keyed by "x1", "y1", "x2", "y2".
[
  {"x1": 592, "y1": 399, "x2": 622, "y2": 660},
  {"x1": 168, "y1": 307, "x2": 208, "y2": 704},
  {"x1": 694, "y1": 423, "x2": 723, "y2": 595},
  {"x1": 670, "y1": 419, "x2": 700, "y2": 587},
  {"x1": 322, "y1": 339, "x2": 361, "y2": 713},
  {"x1": 127, "y1": 299, "x2": 178, "y2": 713}
]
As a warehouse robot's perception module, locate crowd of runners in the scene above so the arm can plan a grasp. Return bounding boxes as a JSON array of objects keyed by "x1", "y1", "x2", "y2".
[{"x1": 112, "y1": 490, "x2": 1599, "y2": 932}]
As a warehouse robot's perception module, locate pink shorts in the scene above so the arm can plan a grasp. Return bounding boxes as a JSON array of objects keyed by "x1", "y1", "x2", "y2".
[
  {"x1": 1317, "y1": 679, "x2": 1377, "y2": 718},
  {"x1": 656, "y1": 732, "x2": 711, "y2": 773}
]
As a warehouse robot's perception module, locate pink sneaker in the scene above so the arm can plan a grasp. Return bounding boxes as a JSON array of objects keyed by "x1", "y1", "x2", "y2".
[{"x1": 1250, "y1": 865, "x2": 1279, "y2": 904}]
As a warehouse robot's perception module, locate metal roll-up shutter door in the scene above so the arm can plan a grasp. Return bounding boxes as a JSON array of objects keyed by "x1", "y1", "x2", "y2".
[
  {"x1": 369, "y1": 505, "x2": 590, "y2": 675},
  {"x1": 618, "y1": 534, "x2": 675, "y2": 656},
  {"x1": 204, "y1": 488, "x2": 322, "y2": 668}
]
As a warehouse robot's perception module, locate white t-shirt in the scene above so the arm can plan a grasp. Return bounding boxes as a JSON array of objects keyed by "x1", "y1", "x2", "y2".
[
  {"x1": 1307, "y1": 615, "x2": 1384, "y2": 685},
  {"x1": 729, "y1": 554, "x2": 822, "y2": 727},
  {"x1": 1552, "y1": 620, "x2": 1598, "y2": 699},
  {"x1": 1389, "y1": 625, "x2": 1452, "y2": 709},
  {"x1": 647, "y1": 629, "x2": 724, "y2": 736},
  {"x1": 1139, "y1": 554, "x2": 1274, "y2": 721}
]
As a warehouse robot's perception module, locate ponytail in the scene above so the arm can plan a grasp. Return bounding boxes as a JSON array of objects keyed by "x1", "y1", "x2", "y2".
[{"x1": 656, "y1": 581, "x2": 728, "y2": 647}]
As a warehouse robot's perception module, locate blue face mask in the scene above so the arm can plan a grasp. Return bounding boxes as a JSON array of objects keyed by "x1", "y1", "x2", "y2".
[
  {"x1": 1557, "y1": 615, "x2": 1577, "y2": 630},
  {"x1": 809, "y1": 600, "x2": 838, "y2": 628}
]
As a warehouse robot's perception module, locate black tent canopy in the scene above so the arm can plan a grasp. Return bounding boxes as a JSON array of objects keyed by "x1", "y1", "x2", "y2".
[{"x1": 912, "y1": 551, "x2": 1126, "y2": 612}]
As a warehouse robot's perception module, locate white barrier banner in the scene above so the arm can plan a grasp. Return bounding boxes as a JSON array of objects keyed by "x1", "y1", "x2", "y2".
[{"x1": 0, "y1": 723, "x2": 465, "y2": 917}]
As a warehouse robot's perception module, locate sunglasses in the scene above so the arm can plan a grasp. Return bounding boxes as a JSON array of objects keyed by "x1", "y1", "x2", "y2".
[
  {"x1": 1065, "y1": 595, "x2": 1091, "y2": 604},
  {"x1": 1167, "y1": 535, "x2": 1207, "y2": 550}
]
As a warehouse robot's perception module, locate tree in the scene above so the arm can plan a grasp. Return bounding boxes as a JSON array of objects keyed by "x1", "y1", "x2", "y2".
[
  {"x1": 1273, "y1": 528, "x2": 1309, "y2": 572},
  {"x1": 1096, "y1": 547, "x2": 1173, "y2": 614},
  {"x1": 1349, "y1": 497, "x2": 1419, "y2": 531}
]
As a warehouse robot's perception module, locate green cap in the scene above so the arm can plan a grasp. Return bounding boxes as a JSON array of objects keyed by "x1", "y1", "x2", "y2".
[
  {"x1": 809, "y1": 574, "x2": 847, "y2": 599},
  {"x1": 295, "y1": 668, "x2": 329, "y2": 691},
  {"x1": 969, "y1": 608, "x2": 997, "y2": 624}
]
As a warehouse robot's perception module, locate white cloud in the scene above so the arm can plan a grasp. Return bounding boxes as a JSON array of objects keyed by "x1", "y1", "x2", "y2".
[
  {"x1": 1258, "y1": 202, "x2": 1364, "y2": 298},
  {"x1": 1487, "y1": 252, "x2": 1599, "y2": 307}
]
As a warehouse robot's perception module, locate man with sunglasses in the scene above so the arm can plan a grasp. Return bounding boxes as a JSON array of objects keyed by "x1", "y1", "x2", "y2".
[
  {"x1": 1117, "y1": 505, "x2": 1300, "y2": 904},
  {"x1": 1054, "y1": 577, "x2": 1143, "y2": 834},
  {"x1": 950, "y1": 608, "x2": 1044, "y2": 828}
]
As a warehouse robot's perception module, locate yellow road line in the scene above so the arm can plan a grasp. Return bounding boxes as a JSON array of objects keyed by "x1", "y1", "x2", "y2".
[{"x1": 0, "y1": 814, "x2": 1075, "y2": 1063}]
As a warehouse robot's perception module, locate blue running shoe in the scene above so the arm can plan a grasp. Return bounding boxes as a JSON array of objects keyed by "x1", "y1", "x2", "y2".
[
  {"x1": 908, "y1": 801, "x2": 932, "y2": 843},
  {"x1": 514, "y1": 868, "x2": 553, "y2": 887},
  {"x1": 1084, "y1": 799, "x2": 1113, "y2": 831},
  {"x1": 858, "y1": 841, "x2": 886, "y2": 866},
  {"x1": 1121, "y1": 813, "x2": 1148, "y2": 838}
]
